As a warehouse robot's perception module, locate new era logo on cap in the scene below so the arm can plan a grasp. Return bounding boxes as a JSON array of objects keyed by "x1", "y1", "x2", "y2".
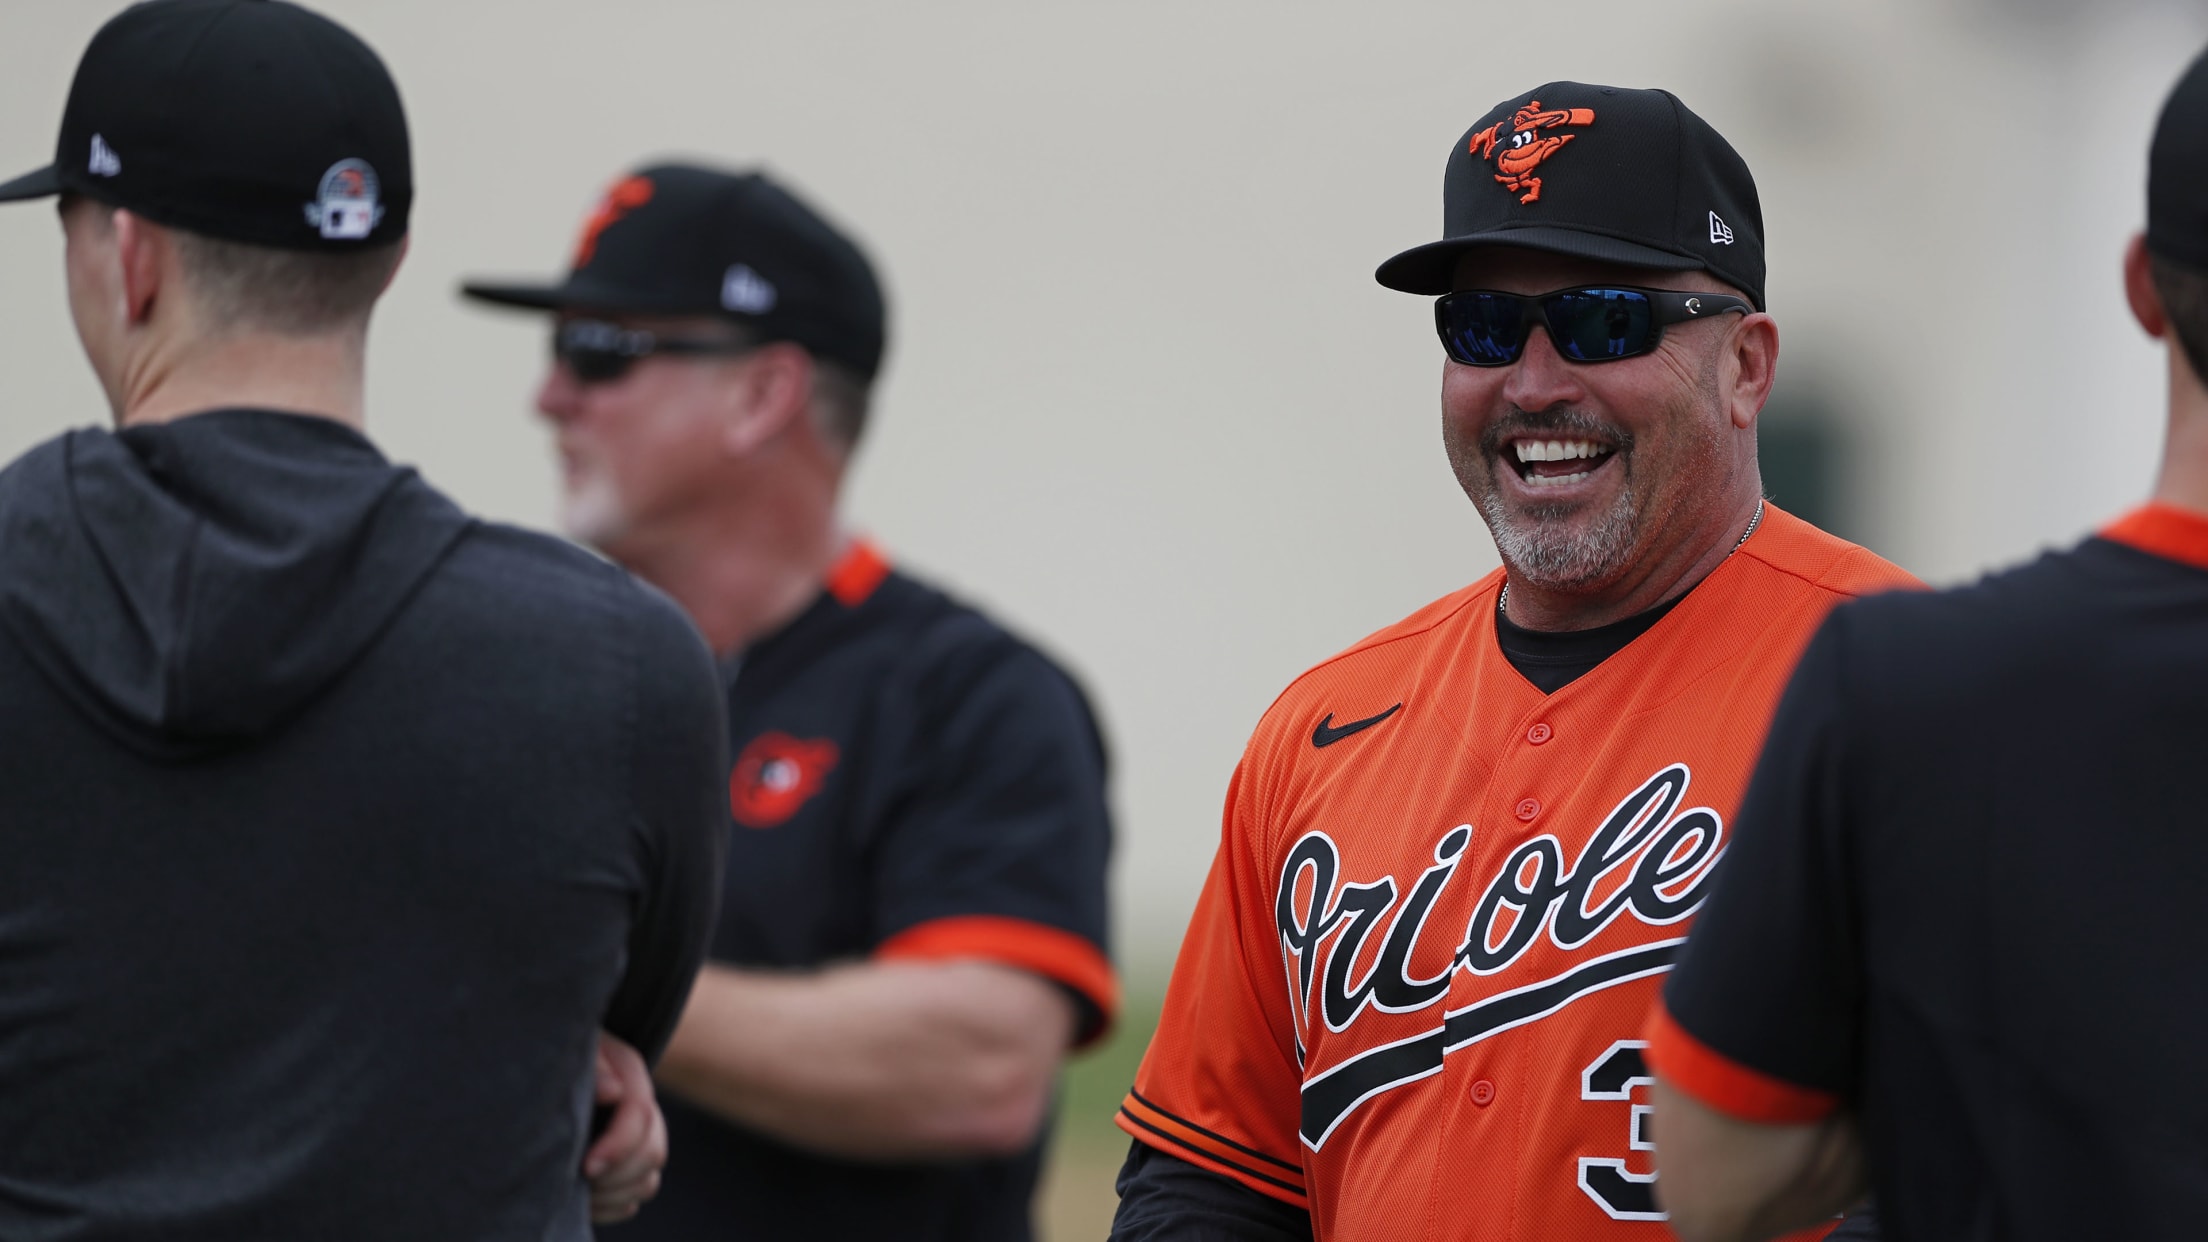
[
  {"x1": 87, "y1": 134, "x2": 120, "y2": 178},
  {"x1": 1709, "y1": 212, "x2": 1734, "y2": 245},
  {"x1": 721, "y1": 263, "x2": 778, "y2": 314}
]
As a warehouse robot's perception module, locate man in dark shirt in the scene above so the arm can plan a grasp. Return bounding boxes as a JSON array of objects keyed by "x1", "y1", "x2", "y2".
[
  {"x1": 1648, "y1": 44, "x2": 2208, "y2": 1242},
  {"x1": 463, "y1": 163, "x2": 1116, "y2": 1240},
  {"x1": 0, "y1": 3, "x2": 727, "y2": 1237}
]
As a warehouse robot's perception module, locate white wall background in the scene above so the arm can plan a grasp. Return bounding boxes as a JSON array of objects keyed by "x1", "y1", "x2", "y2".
[{"x1": 2, "y1": 0, "x2": 2202, "y2": 976}]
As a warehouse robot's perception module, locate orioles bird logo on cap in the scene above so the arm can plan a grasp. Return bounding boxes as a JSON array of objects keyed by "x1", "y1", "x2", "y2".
[
  {"x1": 572, "y1": 175, "x2": 655, "y2": 268},
  {"x1": 1467, "y1": 100, "x2": 1596, "y2": 205}
]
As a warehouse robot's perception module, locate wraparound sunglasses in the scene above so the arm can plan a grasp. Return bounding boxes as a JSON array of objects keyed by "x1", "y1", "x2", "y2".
[
  {"x1": 553, "y1": 318, "x2": 757, "y2": 384},
  {"x1": 1435, "y1": 286, "x2": 1751, "y2": 367}
]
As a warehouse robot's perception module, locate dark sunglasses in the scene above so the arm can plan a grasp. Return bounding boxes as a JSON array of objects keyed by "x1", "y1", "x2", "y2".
[
  {"x1": 552, "y1": 319, "x2": 757, "y2": 384},
  {"x1": 1434, "y1": 286, "x2": 1751, "y2": 367}
]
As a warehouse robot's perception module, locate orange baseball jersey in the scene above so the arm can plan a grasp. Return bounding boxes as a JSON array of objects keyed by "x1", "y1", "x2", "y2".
[{"x1": 1119, "y1": 505, "x2": 1917, "y2": 1240}]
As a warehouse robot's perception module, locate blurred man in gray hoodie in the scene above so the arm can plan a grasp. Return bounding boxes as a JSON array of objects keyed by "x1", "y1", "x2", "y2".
[{"x1": 0, "y1": 3, "x2": 728, "y2": 1237}]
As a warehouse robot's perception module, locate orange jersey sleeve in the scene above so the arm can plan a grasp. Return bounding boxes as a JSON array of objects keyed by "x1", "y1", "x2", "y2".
[{"x1": 1119, "y1": 756, "x2": 1312, "y2": 1206}]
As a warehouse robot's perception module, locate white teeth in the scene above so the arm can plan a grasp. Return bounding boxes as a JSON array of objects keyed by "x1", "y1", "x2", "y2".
[
  {"x1": 1525, "y1": 470, "x2": 1592, "y2": 487},
  {"x1": 1512, "y1": 438, "x2": 1605, "y2": 462}
]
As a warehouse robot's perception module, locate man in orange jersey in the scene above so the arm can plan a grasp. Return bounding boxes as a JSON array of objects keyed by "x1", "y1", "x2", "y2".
[{"x1": 1108, "y1": 83, "x2": 1917, "y2": 1242}]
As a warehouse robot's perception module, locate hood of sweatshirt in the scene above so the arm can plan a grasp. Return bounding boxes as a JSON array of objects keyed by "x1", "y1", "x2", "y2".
[{"x1": 0, "y1": 408, "x2": 473, "y2": 754}]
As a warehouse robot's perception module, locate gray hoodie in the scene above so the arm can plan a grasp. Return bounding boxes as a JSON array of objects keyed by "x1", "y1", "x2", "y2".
[{"x1": 0, "y1": 408, "x2": 726, "y2": 1240}]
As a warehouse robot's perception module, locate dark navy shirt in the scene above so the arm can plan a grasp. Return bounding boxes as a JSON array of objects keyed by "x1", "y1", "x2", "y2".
[
  {"x1": 607, "y1": 540, "x2": 1116, "y2": 1242},
  {"x1": 1657, "y1": 504, "x2": 2208, "y2": 1242}
]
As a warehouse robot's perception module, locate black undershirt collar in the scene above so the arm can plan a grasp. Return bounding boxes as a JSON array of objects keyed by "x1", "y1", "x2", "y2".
[{"x1": 1494, "y1": 592, "x2": 1686, "y2": 694}]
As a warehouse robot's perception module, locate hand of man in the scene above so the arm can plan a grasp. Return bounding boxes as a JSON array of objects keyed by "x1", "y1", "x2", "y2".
[{"x1": 584, "y1": 1030, "x2": 667, "y2": 1223}]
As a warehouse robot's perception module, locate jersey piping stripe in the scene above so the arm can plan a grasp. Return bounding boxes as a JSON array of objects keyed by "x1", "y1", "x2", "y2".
[
  {"x1": 2100, "y1": 502, "x2": 2208, "y2": 573},
  {"x1": 825, "y1": 537, "x2": 892, "y2": 607},
  {"x1": 1116, "y1": 1105, "x2": 1307, "y2": 1198},
  {"x1": 1124, "y1": 1089, "x2": 1305, "y2": 1174},
  {"x1": 1114, "y1": 1099, "x2": 1309, "y2": 1203},
  {"x1": 1299, "y1": 939, "x2": 1682, "y2": 1148},
  {"x1": 1642, "y1": 1002, "x2": 1840, "y2": 1124},
  {"x1": 874, "y1": 915, "x2": 1120, "y2": 1044}
]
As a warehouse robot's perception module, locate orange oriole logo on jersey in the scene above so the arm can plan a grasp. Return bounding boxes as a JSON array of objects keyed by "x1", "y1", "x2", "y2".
[
  {"x1": 1467, "y1": 101, "x2": 1596, "y2": 204},
  {"x1": 729, "y1": 732, "x2": 839, "y2": 828},
  {"x1": 1278, "y1": 763, "x2": 1723, "y2": 1149}
]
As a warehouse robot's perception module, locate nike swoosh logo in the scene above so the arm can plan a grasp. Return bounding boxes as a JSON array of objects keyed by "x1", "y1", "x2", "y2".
[{"x1": 1311, "y1": 703, "x2": 1403, "y2": 748}]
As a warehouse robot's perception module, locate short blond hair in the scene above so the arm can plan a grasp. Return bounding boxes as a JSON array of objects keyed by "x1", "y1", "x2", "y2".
[{"x1": 172, "y1": 229, "x2": 402, "y2": 336}]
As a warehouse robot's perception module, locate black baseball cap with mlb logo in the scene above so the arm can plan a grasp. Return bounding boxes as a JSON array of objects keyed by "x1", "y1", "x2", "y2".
[
  {"x1": 0, "y1": 0, "x2": 411, "y2": 251},
  {"x1": 461, "y1": 164, "x2": 889, "y2": 383},
  {"x1": 1376, "y1": 82, "x2": 1766, "y2": 309}
]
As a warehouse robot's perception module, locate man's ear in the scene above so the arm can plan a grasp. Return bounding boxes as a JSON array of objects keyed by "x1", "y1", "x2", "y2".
[
  {"x1": 111, "y1": 210, "x2": 166, "y2": 328},
  {"x1": 722, "y1": 344, "x2": 817, "y2": 456},
  {"x1": 2125, "y1": 233, "x2": 2168, "y2": 340},
  {"x1": 1727, "y1": 312, "x2": 1780, "y2": 432}
]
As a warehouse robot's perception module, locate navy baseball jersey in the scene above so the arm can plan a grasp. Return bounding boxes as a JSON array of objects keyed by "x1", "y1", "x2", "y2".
[
  {"x1": 606, "y1": 539, "x2": 1116, "y2": 1242},
  {"x1": 1653, "y1": 503, "x2": 2208, "y2": 1240}
]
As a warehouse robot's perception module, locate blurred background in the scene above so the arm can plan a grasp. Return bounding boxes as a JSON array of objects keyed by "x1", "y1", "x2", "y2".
[{"x1": 4, "y1": 0, "x2": 2203, "y2": 1235}]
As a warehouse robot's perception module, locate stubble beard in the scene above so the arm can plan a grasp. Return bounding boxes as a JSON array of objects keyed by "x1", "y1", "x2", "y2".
[
  {"x1": 559, "y1": 468, "x2": 632, "y2": 555},
  {"x1": 1457, "y1": 406, "x2": 1644, "y2": 592},
  {"x1": 1477, "y1": 478, "x2": 1642, "y2": 591}
]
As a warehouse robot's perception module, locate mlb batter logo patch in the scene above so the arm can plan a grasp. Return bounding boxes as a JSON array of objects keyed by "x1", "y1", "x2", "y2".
[
  {"x1": 303, "y1": 158, "x2": 384, "y2": 240},
  {"x1": 729, "y1": 732, "x2": 840, "y2": 828}
]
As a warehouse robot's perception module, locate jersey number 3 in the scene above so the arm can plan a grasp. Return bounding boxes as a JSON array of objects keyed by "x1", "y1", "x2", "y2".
[{"x1": 1578, "y1": 1040, "x2": 1663, "y2": 1221}]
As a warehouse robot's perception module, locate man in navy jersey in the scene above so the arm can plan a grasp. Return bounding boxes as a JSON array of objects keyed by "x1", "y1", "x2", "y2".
[
  {"x1": 464, "y1": 163, "x2": 1117, "y2": 1241},
  {"x1": 1648, "y1": 44, "x2": 2208, "y2": 1242}
]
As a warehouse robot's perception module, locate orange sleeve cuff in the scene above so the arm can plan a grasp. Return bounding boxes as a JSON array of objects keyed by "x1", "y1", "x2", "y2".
[
  {"x1": 1116, "y1": 1090, "x2": 1308, "y2": 1208},
  {"x1": 875, "y1": 915, "x2": 1119, "y2": 1045},
  {"x1": 1644, "y1": 1003, "x2": 1840, "y2": 1124}
]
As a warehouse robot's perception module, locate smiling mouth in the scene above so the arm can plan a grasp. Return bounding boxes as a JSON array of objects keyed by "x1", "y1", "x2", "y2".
[{"x1": 1507, "y1": 437, "x2": 1618, "y2": 488}]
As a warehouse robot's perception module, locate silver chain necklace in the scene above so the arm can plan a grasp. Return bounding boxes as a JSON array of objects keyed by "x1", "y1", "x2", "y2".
[{"x1": 1498, "y1": 498, "x2": 1764, "y2": 617}]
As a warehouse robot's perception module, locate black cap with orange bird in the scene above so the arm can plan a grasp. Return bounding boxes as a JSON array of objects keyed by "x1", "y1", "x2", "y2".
[
  {"x1": 462, "y1": 163, "x2": 888, "y2": 383},
  {"x1": 1376, "y1": 82, "x2": 1766, "y2": 309}
]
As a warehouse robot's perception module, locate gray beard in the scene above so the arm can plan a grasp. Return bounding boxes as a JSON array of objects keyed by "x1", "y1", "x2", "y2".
[{"x1": 1477, "y1": 481, "x2": 1642, "y2": 590}]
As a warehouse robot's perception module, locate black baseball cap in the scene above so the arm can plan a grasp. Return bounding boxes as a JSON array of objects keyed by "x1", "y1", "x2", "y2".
[
  {"x1": 0, "y1": 0, "x2": 410, "y2": 251},
  {"x1": 462, "y1": 164, "x2": 888, "y2": 383},
  {"x1": 2147, "y1": 46, "x2": 2208, "y2": 272},
  {"x1": 1376, "y1": 83, "x2": 1766, "y2": 309}
]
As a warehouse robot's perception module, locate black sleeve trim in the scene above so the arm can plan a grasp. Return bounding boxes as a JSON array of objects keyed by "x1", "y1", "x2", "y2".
[
  {"x1": 1110, "y1": 1141, "x2": 1315, "y2": 1242},
  {"x1": 1118, "y1": 1106, "x2": 1306, "y2": 1195},
  {"x1": 1127, "y1": 1089, "x2": 1304, "y2": 1174}
]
